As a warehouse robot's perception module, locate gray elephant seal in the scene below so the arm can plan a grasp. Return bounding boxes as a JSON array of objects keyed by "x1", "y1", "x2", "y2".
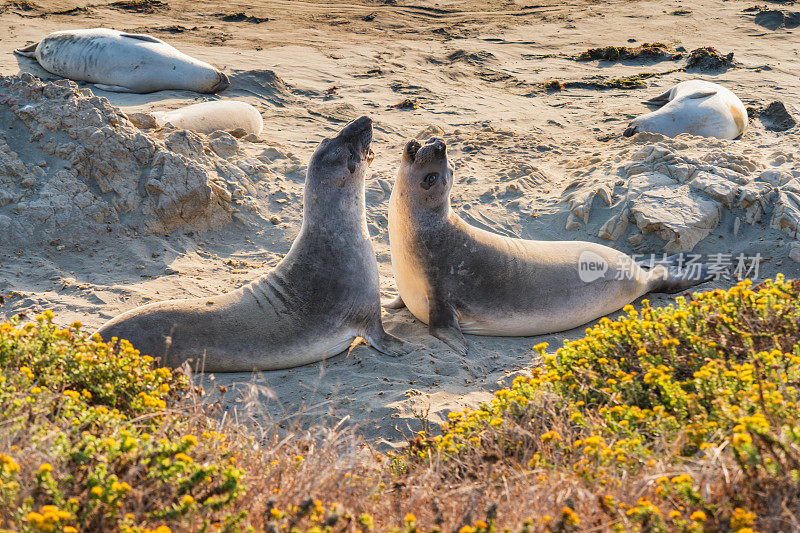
[
  {"x1": 155, "y1": 101, "x2": 263, "y2": 136},
  {"x1": 387, "y1": 138, "x2": 710, "y2": 355},
  {"x1": 96, "y1": 116, "x2": 412, "y2": 372},
  {"x1": 623, "y1": 80, "x2": 747, "y2": 140},
  {"x1": 14, "y1": 28, "x2": 229, "y2": 94}
]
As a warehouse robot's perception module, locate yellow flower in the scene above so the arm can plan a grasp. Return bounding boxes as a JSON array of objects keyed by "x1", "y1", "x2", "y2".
[
  {"x1": 541, "y1": 431, "x2": 560, "y2": 443},
  {"x1": 64, "y1": 527, "x2": 78, "y2": 533},
  {"x1": 475, "y1": 520, "x2": 488, "y2": 529},
  {"x1": 38, "y1": 463, "x2": 53, "y2": 474},
  {"x1": 181, "y1": 495, "x2": 195, "y2": 506},
  {"x1": 174, "y1": 453, "x2": 193, "y2": 463},
  {"x1": 182, "y1": 435, "x2": 198, "y2": 447},
  {"x1": 112, "y1": 481, "x2": 132, "y2": 493},
  {"x1": 560, "y1": 507, "x2": 580, "y2": 525},
  {"x1": 405, "y1": 513, "x2": 417, "y2": 523},
  {"x1": 63, "y1": 390, "x2": 80, "y2": 401},
  {"x1": 90, "y1": 486, "x2": 103, "y2": 498},
  {"x1": 690, "y1": 511, "x2": 707, "y2": 522},
  {"x1": 458, "y1": 527, "x2": 474, "y2": 533}
]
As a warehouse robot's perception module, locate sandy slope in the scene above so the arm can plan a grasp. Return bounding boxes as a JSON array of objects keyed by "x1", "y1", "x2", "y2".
[{"x1": 1, "y1": 0, "x2": 799, "y2": 443}]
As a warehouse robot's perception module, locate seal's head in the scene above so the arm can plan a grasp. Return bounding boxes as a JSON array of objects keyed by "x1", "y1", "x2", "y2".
[
  {"x1": 308, "y1": 115, "x2": 374, "y2": 188},
  {"x1": 303, "y1": 116, "x2": 374, "y2": 224},
  {"x1": 209, "y1": 70, "x2": 230, "y2": 93},
  {"x1": 398, "y1": 137, "x2": 454, "y2": 211}
]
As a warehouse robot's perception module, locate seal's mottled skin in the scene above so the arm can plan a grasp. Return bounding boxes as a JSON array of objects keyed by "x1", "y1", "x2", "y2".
[
  {"x1": 96, "y1": 116, "x2": 413, "y2": 372},
  {"x1": 387, "y1": 138, "x2": 710, "y2": 355},
  {"x1": 155, "y1": 101, "x2": 263, "y2": 136},
  {"x1": 14, "y1": 28, "x2": 229, "y2": 94},
  {"x1": 624, "y1": 80, "x2": 747, "y2": 140}
]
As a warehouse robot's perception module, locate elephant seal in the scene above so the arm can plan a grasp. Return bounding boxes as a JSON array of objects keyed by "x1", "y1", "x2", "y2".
[
  {"x1": 14, "y1": 28, "x2": 229, "y2": 94},
  {"x1": 387, "y1": 137, "x2": 710, "y2": 355},
  {"x1": 623, "y1": 80, "x2": 747, "y2": 140},
  {"x1": 96, "y1": 116, "x2": 412, "y2": 372},
  {"x1": 154, "y1": 101, "x2": 263, "y2": 136}
]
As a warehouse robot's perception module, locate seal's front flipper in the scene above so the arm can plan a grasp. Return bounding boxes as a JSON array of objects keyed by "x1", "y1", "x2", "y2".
[
  {"x1": 13, "y1": 43, "x2": 38, "y2": 58},
  {"x1": 431, "y1": 325, "x2": 467, "y2": 356},
  {"x1": 93, "y1": 83, "x2": 136, "y2": 93},
  {"x1": 687, "y1": 90, "x2": 718, "y2": 100},
  {"x1": 642, "y1": 88, "x2": 674, "y2": 107},
  {"x1": 648, "y1": 262, "x2": 713, "y2": 294},
  {"x1": 429, "y1": 303, "x2": 467, "y2": 356},
  {"x1": 365, "y1": 325, "x2": 416, "y2": 357},
  {"x1": 120, "y1": 32, "x2": 165, "y2": 44},
  {"x1": 382, "y1": 294, "x2": 406, "y2": 309}
]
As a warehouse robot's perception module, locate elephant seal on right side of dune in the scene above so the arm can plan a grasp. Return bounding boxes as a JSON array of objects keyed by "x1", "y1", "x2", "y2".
[{"x1": 624, "y1": 80, "x2": 747, "y2": 139}]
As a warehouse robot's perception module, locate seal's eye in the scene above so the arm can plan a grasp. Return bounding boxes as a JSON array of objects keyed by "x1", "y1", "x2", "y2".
[{"x1": 421, "y1": 172, "x2": 438, "y2": 190}]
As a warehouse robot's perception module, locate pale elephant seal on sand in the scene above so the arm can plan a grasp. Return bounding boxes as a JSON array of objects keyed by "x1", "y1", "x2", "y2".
[
  {"x1": 624, "y1": 80, "x2": 747, "y2": 140},
  {"x1": 14, "y1": 28, "x2": 229, "y2": 94},
  {"x1": 96, "y1": 116, "x2": 413, "y2": 372},
  {"x1": 386, "y1": 137, "x2": 711, "y2": 355},
  {"x1": 154, "y1": 100, "x2": 263, "y2": 136}
]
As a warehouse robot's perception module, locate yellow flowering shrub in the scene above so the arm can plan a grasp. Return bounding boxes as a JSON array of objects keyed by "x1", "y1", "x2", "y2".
[
  {"x1": 4, "y1": 277, "x2": 800, "y2": 532},
  {"x1": 403, "y1": 277, "x2": 800, "y2": 532},
  {"x1": 0, "y1": 313, "x2": 245, "y2": 531}
]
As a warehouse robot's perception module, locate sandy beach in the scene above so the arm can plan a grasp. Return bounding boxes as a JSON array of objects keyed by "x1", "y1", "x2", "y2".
[{"x1": 1, "y1": 0, "x2": 799, "y2": 444}]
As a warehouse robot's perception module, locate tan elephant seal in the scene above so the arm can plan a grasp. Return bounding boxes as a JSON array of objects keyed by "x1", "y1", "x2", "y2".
[
  {"x1": 14, "y1": 28, "x2": 229, "y2": 94},
  {"x1": 386, "y1": 137, "x2": 711, "y2": 355},
  {"x1": 154, "y1": 101, "x2": 263, "y2": 136},
  {"x1": 624, "y1": 80, "x2": 747, "y2": 140},
  {"x1": 96, "y1": 116, "x2": 413, "y2": 372}
]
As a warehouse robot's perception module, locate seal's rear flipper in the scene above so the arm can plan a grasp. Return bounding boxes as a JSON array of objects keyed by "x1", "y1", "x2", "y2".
[
  {"x1": 648, "y1": 261, "x2": 713, "y2": 294},
  {"x1": 382, "y1": 294, "x2": 406, "y2": 309},
  {"x1": 13, "y1": 43, "x2": 38, "y2": 58},
  {"x1": 642, "y1": 88, "x2": 674, "y2": 107},
  {"x1": 93, "y1": 83, "x2": 136, "y2": 93}
]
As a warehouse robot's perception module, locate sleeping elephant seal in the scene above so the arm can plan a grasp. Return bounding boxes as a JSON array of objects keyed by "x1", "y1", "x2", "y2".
[
  {"x1": 624, "y1": 80, "x2": 747, "y2": 140},
  {"x1": 14, "y1": 28, "x2": 229, "y2": 94},
  {"x1": 386, "y1": 137, "x2": 711, "y2": 355},
  {"x1": 154, "y1": 100, "x2": 263, "y2": 136},
  {"x1": 96, "y1": 116, "x2": 413, "y2": 371}
]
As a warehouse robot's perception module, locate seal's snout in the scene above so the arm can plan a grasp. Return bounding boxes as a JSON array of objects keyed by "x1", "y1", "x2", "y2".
[
  {"x1": 410, "y1": 137, "x2": 446, "y2": 166},
  {"x1": 623, "y1": 125, "x2": 637, "y2": 137},
  {"x1": 340, "y1": 116, "x2": 373, "y2": 138},
  {"x1": 340, "y1": 116, "x2": 373, "y2": 152},
  {"x1": 427, "y1": 138, "x2": 446, "y2": 157},
  {"x1": 210, "y1": 71, "x2": 230, "y2": 93}
]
